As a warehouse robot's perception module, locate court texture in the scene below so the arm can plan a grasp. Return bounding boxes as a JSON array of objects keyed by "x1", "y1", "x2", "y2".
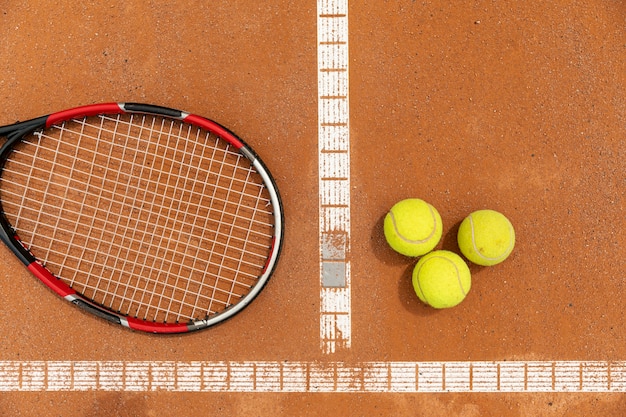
[{"x1": 0, "y1": 1, "x2": 625, "y2": 415}]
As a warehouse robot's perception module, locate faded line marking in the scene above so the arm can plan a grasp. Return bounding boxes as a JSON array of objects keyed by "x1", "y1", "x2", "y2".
[
  {"x1": 318, "y1": 0, "x2": 351, "y2": 354},
  {"x1": 0, "y1": 361, "x2": 624, "y2": 393}
]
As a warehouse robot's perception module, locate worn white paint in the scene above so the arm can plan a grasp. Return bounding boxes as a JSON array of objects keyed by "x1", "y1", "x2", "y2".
[
  {"x1": 318, "y1": 0, "x2": 351, "y2": 355},
  {"x1": 1, "y1": 361, "x2": 624, "y2": 393}
]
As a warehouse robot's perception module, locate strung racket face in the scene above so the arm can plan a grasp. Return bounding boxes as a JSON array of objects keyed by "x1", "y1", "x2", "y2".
[{"x1": 0, "y1": 103, "x2": 283, "y2": 333}]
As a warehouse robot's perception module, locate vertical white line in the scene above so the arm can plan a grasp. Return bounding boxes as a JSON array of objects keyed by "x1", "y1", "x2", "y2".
[{"x1": 317, "y1": 0, "x2": 351, "y2": 355}]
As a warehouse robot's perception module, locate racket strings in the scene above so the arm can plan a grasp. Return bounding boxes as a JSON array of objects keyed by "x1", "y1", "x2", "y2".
[
  {"x1": 0, "y1": 114, "x2": 276, "y2": 323},
  {"x1": 0, "y1": 167, "x2": 274, "y2": 249},
  {"x1": 0, "y1": 193, "x2": 271, "y2": 272}
]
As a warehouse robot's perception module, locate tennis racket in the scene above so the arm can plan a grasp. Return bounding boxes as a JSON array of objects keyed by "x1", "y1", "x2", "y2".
[{"x1": 0, "y1": 103, "x2": 283, "y2": 333}]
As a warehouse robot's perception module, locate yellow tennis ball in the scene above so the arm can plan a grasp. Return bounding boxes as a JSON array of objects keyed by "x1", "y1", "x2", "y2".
[
  {"x1": 412, "y1": 250, "x2": 471, "y2": 308},
  {"x1": 457, "y1": 209, "x2": 515, "y2": 266},
  {"x1": 383, "y1": 198, "x2": 443, "y2": 257}
]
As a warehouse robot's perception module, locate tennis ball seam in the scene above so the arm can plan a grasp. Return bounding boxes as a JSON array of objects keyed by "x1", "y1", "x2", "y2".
[
  {"x1": 388, "y1": 204, "x2": 438, "y2": 244},
  {"x1": 468, "y1": 214, "x2": 515, "y2": 263},
  {"x1": 415, "y1": 254, "x2": 468, "y2": 307}
]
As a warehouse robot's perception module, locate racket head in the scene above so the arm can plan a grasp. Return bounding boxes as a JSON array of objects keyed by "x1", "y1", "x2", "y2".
[{"x1": 0, "y1": 103, "x2": 284, "y2": 333}]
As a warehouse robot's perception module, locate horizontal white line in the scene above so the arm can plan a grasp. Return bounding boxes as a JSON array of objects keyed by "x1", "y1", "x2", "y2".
[{"x1": 1, "y1": 361, "x2": 625, "y2": 392}]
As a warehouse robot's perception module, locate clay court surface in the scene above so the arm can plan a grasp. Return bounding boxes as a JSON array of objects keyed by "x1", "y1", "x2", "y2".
[{"x1": 0, "y1": 1, "x2": 625, "y2": 415}]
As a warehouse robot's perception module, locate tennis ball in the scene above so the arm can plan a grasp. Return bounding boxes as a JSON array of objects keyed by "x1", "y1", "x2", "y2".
[
  {"x1": 383, "y1": 198, "x2": 443, "y2": 257},
  {"x1": 412, "y1": 250, "x2": 471, "y2": 308},
  {"x1": 457, "y1": 209, "x2": 515, "y2": 266}
]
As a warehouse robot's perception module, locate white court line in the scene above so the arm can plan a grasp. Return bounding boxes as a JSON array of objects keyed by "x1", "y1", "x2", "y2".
[
  {"x1": 2, "y1": 5, "x2": 616, "y2": 396},
  {"x1": 318, "y1": 0, "x2": 351, "y2": 354},
  {"x1": 1, "y1": 361, "x2": 625, "y2": 392}
]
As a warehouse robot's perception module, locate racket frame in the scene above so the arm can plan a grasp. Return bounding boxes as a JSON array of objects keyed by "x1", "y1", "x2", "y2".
[{"x1": 0, "y1": 103, "x2": 284, "y2": 333}]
